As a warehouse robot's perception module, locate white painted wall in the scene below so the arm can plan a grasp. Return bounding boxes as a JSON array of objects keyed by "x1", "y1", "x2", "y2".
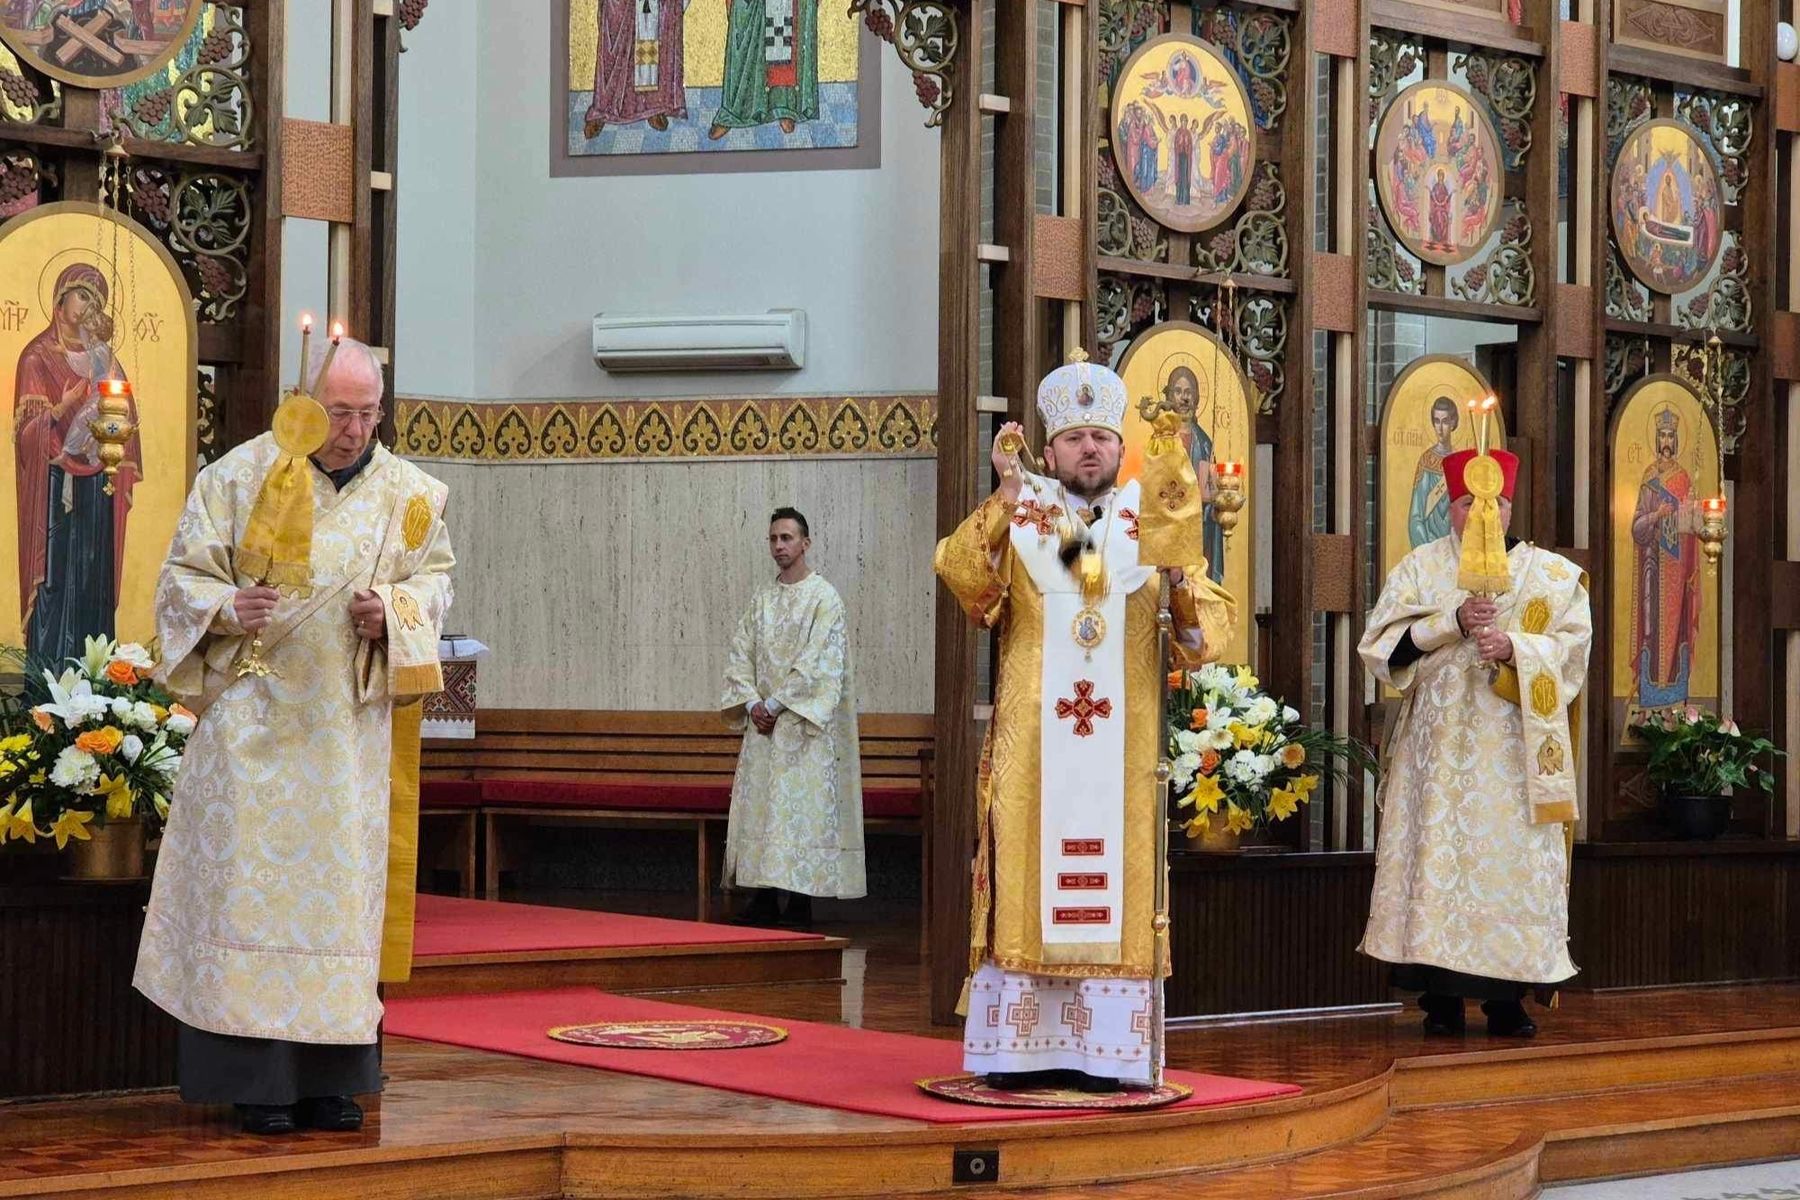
[
  {"x1": 279, "y1": 2, "x2": 330, "y2": 392},
  {"x1": 457, "y1": 2, "x2": 941, "y2": 401},
  {"x1": 395, "y1": 5, "x2": 479, "y2": 399}
]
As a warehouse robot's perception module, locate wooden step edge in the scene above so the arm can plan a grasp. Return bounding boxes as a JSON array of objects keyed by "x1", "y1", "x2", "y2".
[
  {"x1": 1157, "y1": 1127, "x2": 1542, "y2": 1200},
  {"x1": 1540, "y1": 1103, "x2": 1800, "y2": 1186},
  {"x1": 1394, "y1": 1030, "x2": 1800, "y2": 1110},
  {"x1": 1396, "y1": 1025, "x2": 1800, "y2": 1071},
  {"x1": 1548, "y1": 1098, "x2": 1800, "y2": 1143}
]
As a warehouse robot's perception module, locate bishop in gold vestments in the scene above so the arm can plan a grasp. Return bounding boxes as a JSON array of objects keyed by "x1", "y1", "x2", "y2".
[
  {"x1": 936, "y1": 355, "x2": 1235, "y2": 1089},
  {"x1": 134, "y1": 340, "x2": 454, "y2": 1132},
  {"x1": 1359, "y1": 449, "x2": 1591, "y2": 1039}
]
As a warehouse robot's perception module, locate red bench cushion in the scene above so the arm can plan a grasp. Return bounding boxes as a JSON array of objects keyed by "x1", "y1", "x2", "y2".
[
  {"x1": 474, "y1": 778, "x2": 922, "y2": 820},
  {"x1": 480, "y1": 779, "x2": 732, "y2": 813},
  {"x1": 863, "y1": 787, "x2": 921, "y2": 819},
  {"x1": 420, "y1": 780, "x2": 481, "y2": 810}
]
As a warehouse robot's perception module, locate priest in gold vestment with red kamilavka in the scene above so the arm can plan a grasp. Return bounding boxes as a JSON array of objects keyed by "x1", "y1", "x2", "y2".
[
  {"x1": 935, "y1": 353, "x2": 1235, "y2": 1092},
  {"x1": 1359, "y1": 447, "x2": 1592, "y2": 1039}
]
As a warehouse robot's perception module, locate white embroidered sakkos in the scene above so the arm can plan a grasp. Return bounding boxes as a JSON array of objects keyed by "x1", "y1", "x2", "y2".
[
  {"x1": 720, "y1": 573, "x2": 867, "y2": 899},
  {"x1": 1358, "y1": 536, "x2": 1592, "y2": 985},
  {"x1": 134, "y1": 436, "x2": 454, "y2": 1045}
]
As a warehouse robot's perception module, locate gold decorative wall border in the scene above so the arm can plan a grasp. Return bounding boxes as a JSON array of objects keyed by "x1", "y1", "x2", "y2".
[{"x1": 395, "y1": 395, "x2": 940, "y2": 464}]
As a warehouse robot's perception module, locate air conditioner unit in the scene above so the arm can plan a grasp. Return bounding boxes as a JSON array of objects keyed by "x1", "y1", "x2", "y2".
[{"x1": 591, "y1": 310, "x2": 806, "y2": 373}]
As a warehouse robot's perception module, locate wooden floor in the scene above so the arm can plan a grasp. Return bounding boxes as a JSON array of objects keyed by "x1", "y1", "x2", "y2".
[{"x1": 6, "y1": 897, "x2": 1798, "y2": 1199}]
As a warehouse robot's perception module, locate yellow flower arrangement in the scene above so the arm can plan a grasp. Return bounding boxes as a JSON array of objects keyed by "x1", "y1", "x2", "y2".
[
  {"x1": 1167, "y1": 664, "x2": 1376, "y2": 843},
  {"x1": 1, "y1": 635, "x2": 189, "y2": 849}
]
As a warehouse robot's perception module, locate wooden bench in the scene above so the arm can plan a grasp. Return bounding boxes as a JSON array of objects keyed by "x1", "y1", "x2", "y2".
[{"x1": 420, "y1": 710, "x2": 934, "y2": 923}]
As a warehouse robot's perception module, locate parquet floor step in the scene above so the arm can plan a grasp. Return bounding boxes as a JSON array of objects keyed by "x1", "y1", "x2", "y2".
[{"x1": 945, "y1": 1071, "x2": 1800, "y2": 1199}]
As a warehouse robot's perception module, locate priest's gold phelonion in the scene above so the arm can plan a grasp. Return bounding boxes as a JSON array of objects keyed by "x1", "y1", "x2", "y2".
[{"x1": 89, "y1": 377, "x2": 136, "y2": 496}]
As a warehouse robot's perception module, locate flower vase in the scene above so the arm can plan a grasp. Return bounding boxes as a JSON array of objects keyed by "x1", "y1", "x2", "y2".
[
  {"x1": 64, "y1": 817, "x2": 145, "y2": 881},
  {"x1": 1185, "y1": 816, "x2": 1242, "y2": 853},
  {"x1": 1661, "y1": 792, "x2": 1731, "y2": 841}
]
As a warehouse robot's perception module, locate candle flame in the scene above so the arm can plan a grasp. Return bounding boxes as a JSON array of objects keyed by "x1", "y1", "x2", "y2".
[
  {"x1": 300, "y1": 312, "x2": 313, "y2": 332},
  {"x1": 331, "y1": 321, "x2": 345, "y2": 341},
  {"x1": 102, "y1": 377, "x2": 128, "y2": 397}
]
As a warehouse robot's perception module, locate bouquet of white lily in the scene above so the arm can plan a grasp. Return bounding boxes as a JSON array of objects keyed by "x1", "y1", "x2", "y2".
[
  {"x1": 1166, "y1": 663, "x2": 1376, "y2": 841},
  {"x1": 1, "y1": 636, "x2": 192, "y2": 850}
]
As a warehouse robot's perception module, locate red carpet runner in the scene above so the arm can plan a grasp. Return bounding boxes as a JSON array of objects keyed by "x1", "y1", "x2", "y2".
[
  {"x1": 384, "y1": 987, "x2": 1302, "y2": 1124},
  {"x1": 412, "y1": 895, "x2": 822, "y2": 958}
]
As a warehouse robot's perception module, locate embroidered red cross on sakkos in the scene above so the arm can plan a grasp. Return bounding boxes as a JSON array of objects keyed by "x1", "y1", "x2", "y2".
[
  {"x1": 1006, "y1": 992, "x2": 1042, "y2": 1037},
  {"x1": 1055, "y1": 679, "x2": 1113, "y2": 737},
  {"x1": 1012, "y1": 498, "x2": 1063, "y2": 536}
]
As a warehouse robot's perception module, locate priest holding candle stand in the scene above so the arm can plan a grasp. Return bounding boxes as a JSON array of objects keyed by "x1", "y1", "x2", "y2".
[
  {"x1": 1357, "y1": 398, "x2": 1594, "y2": 1039},
  {"x1": 135, "y1": 316, "x2": 455, "y2": 1135}
]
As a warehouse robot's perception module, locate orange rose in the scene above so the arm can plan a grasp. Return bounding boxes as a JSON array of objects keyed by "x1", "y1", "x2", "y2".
[
  {"x1": 170, "y1": 704, "x2": 196, "y2": 722},
  {"x1": 32, "y1": 709, "x2": 54, "y2": 732},
  {"x1": 1167, "y1": 670, "x2": 1185, "y2": 690},
  {"x1": 1189, "y1": 708, "x2": 1208, "y2": 731},
  {"x1": 75, "y1": 727, "x2": 125, "y2": 756},
  {"x1": 105, "y1": 660, "x2": 138, "y2": 686},
  {"x1": 1199, "y1": 749, "x2": 1221, "y2": 775}
]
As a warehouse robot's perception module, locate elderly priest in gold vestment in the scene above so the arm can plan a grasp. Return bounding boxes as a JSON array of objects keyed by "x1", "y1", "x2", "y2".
[
  {"x1": 935, "y1": 353, "x2": 1235, "y2": 1091},
  {"x1": 134, "y1": 336, "x2": 454, "y2": 1134},
  {"x1": 1359, "y1": 447, "x2": 1591, "y2": 1039}
]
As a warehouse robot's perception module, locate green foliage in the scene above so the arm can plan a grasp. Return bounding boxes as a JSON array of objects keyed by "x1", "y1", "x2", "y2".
[{"x1": 1630, "y1": 707, "x2": 1783, "y2": 798}]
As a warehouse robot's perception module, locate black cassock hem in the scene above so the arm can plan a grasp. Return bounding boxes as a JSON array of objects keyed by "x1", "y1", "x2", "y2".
[
  {"x1": 176, "y1": 1021, "x2": 382, "y2": 1107},
  {"x1": 1390, "y1": 964, "x2": 1544, "y2": 1005}
]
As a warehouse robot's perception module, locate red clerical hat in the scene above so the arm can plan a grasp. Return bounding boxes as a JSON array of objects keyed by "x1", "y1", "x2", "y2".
[{"x1": 1444, "y1": 448, "x2": 1520, "y2": 503}]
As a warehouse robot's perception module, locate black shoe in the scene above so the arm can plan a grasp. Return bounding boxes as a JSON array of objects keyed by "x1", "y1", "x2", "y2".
[
  {"x1": 296, "y1": 1096, "x2": 364, "y2": 1131},
  {"x1": 731, "y1": 890, "x2": 780, "y2": 926},
  {"x1": 1418, "y1": 993, "x2": 1466, "y2": 1037},
  {"x1": 1068, "y1": 1072, "x2": 1121, "y2": 1094},
  {"x1": 1482, "y1": 1000, "x2": 1538, "y2": 1038},
  {"x1": 778, "y1": 892, "x2": 814, "y2": 929},
  {"x1": 236, "y1": 1103, "x2": 297, "y2": 1135},
  {"x1": 984, "y1": 1070, "x2": 1060, "y2": 1092}
]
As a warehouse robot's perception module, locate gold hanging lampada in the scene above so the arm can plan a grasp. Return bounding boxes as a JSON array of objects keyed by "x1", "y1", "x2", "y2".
[
  {"x1": 89, "y1": 377, "x2": 136, "y2": 495},
  {"x1": 88, "y1": 134, "x2": 138, "y2": 496},
  {"x1": 1210, "y1": 274, "x2": 1247, "y2": 540},
  {"x1": 1695, "y1": 333, "x2": 1729, "y2": 573}
]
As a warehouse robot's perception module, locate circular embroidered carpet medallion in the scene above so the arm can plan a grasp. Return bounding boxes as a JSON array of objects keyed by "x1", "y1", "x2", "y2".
[
  {"x1": 547, "y1": 1020, "x2": 788, "y2": 1050},
  {"x1": 916, "y1": 1074, "x2": 1193, "y2": 1110}
]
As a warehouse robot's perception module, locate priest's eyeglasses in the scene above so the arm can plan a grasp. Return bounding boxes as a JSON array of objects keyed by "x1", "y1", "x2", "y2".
[{"x1": 324, "y1": 406, "x2": 384, "y2": 427}]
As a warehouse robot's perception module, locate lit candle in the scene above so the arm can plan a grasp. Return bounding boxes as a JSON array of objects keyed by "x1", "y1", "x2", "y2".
[
  {"x1": 297, "y1": 312, "x2": 313, "y2": 393},
  {"x1": 314, "y1": 321, "x2": 344, "y2": 395},
  {"x1": 102, "y1": 377, "x2": 130, "y2": 398},
  {"x1": 1216, "y1": 460, "x2": 1244, "y2": 479},
  {"x1": 1702, "y1": 496, "x2": 1727, "y2": 516}
]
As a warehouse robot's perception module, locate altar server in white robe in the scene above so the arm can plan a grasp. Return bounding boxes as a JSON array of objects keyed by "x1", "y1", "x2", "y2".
[
  {"x1": 1359, "y1": 447, "x2": 1592, "y2": 1039},
  {"x1": 135, "y1": 337, "x2": 454, "y2": 1134},
  {"x1": 721, "y1": 507, "x2": 867, "y2": 928},
  {"x1": 935, "y1": 352, "x2": 1236, "y2": 1091}
]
